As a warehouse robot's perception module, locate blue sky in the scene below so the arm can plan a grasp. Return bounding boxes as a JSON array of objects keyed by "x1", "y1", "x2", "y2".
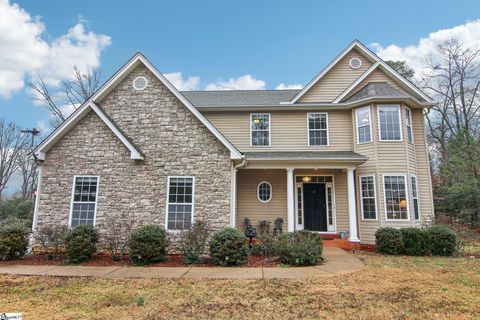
[{"x1": 2, "y1": 0, "x2": 480, "y2": 132}]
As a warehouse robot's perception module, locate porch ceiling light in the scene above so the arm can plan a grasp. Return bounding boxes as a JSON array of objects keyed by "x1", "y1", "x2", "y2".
[{"x1": 302, "y1": 176, "x2": 311, "y2": 183}]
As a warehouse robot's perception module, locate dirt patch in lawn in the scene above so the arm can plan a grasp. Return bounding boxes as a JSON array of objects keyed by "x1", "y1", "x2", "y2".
[{"x1": 1, "y1": 253, "x2": 281, "y2": 268}]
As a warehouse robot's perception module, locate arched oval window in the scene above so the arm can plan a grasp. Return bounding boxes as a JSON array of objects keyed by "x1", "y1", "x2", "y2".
[{"x1": 257, "y1": 181, "x2": 272, "y2": 203}]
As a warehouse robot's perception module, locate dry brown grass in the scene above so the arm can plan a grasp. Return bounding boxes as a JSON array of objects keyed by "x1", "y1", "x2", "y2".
[{"x1": 1, "y1": 253, "x2": 479, "y2": 319}]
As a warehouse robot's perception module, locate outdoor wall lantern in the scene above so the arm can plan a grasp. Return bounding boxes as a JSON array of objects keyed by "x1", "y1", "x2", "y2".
[{"x1": 302, "y1": 176, "x2": 312, "y2": 183}]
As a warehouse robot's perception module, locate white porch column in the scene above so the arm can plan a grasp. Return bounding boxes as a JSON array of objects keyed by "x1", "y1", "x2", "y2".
[
  {"x1": 347, "y1": 168, "x2": 360, "y2": 242},
  {"x1": 286, "y1": 168, "x2": 295, "y2": 232}
]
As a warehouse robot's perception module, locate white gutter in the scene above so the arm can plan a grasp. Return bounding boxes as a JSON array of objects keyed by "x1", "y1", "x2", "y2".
[{"x1": 230, "y1": 155, "x2": 247, "y2": 228}]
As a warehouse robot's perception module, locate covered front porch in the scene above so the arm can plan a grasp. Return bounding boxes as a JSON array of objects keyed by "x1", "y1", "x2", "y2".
[{"x1": 232, "y1": 152, "x2": 367, "y2": 243}]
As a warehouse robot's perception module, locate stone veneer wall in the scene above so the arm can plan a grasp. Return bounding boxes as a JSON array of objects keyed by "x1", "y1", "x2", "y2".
[{"x1": 35, "y1": 64, "x2": 233, "y2": 249}]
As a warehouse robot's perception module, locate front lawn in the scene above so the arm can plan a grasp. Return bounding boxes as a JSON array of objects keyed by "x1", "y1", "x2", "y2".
[{"x1": 1, "y1": 252, "x2": 479, "y2": 319}]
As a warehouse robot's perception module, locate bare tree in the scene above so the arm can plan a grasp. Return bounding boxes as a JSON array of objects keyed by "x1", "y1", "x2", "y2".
[
  {"x1": 0, "y1": 120, "x2": 29, "y2": 199},
  {"x1": 17, "y1": 150, "x2": 37, "y2": 200},
  {"x1": 420, "y1": 39, "x2": 480, "y2": 165},
  {"x1": 27, "y1": 66, "x2": 101, "y2": 127}
]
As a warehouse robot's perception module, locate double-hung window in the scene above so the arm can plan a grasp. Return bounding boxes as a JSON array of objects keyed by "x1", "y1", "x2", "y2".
[
  {"x1": 383, "y1": 175, "x2": 408, "y2": 220},
  {"x1": 411, "y1": 176, "x2": 419, "y2": 220},
  {"x1": 356, "y1": 107, "x2": 372, "y2": 144},
  {"x1": 378, "y1": 105, "x2": 402, "y2": 141},
  {"x1": 359, "y1": 176, "x2": 376, "y2": 219},
  {"x1": 167, "y1": 177, "x2": 194, "y2": 230},
  {"x1": 70, "y1": 176, "x2": 99, "y2": 227},
  {"x1": 308, "y1": 112, "x2": 328, "y2": 146},
  {"x1": 251, "y1": 114, "x2": 270, "y2": 146},
  {"x1": 405, "y1": 107, "x2": 413, "y2": 143}
]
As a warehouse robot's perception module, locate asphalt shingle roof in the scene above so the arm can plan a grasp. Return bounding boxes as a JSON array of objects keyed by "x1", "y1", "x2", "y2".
[
  {"x1": 180, "y1": 89, "x2": 300, "y2": 106},
  {"x1": 343, "y1": 82, "x2": 409, "y2": 103}
]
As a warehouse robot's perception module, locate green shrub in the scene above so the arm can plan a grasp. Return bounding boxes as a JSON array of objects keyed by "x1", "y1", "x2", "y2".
[
  {"x1": 128, "y1": 225, "x2": 169, "y2": 265},
  {"x1": 375, "y1": 227, "x2": 404, "y2": 255},
  {"x1": 400, "y1": 228, "x2": 431, "y2": 256},
  {"x1": 274, "y1": 231, "x2": 323, "y2": 266},
  {"x1": 251, "y1": 234, "x2": 277, "y2": 257},
  {"x1": 179, "y1": 221, "x2": 209, "y2": 264},
  {"x1": 428, "y1": 226, "x2": 457, "y2": 256},
  {"x1": 0, "y1": 224, "x2": 30, "y2": 260},
  {"x1": 209, "y1": 228, "x2": 248, "y2": 266},
  {"x1": 65, "y1": 225, "x2": 99, "y2": 264}
]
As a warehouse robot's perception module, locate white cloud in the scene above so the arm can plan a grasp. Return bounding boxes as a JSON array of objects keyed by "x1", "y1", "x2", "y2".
[
  {"x1": 370, "y1": 19, "x2": 480, "y2": 77},
  {"x1": 206, "y1": 75, "x2": 265, "y2": 90},
  {"x1": 275, "y1": 83, "x2": 302, "y2": 90},
  {"x1": 164, "y1": 72, "x2": 200, "y2": 91},
  {"x1": 0, "y1": 0, "x2": 111, "y2": 97}
]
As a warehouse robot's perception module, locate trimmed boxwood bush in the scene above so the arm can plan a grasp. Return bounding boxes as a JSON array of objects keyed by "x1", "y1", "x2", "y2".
[
  {"x1": 65, "y1": 225, "x2": 99, "y2": 264},
  {"x1": 209, "y1": 228, "x2": 248, "y2": 266},
  {"x1": 274, "y1": 231, "x2": 323, "y2": 266},
  {"x1": 375, "y1": 227, "x2": 403, "y2": 255},
  {"x1": 400, "y1": 228, "x2": 431, "y2": 256},
  {"x1": 128, "y1": 225, "x2": 169, "y2": 265},
  {"x1": 0, "y1": 224, "x2": 30, "y2": 260},
  {"x1": 428, "y1": 226, "x2": 457, "y2": 256}
]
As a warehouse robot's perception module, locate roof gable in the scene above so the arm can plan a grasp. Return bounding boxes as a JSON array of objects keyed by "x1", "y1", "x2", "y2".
[
  {"x1": 297, "y1": 47, "x2": 375, "y2": 103},
  {"x1": 35, "y1": 102, "x2": 144, "y2": 160},
  {"x1": 34, "y1": 53, "x2": 243, "y2": 160},
  {"x1": 290, "y1": 40, "x2": 433, "y2": 104}
]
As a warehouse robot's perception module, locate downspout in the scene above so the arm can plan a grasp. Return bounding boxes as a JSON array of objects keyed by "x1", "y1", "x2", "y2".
[
  {"x1": 29, "y1": 162, "x2": 43, "y2": 253},
  {"x1": 230, "y1": 155, "x2": 247, "y2": 228}
]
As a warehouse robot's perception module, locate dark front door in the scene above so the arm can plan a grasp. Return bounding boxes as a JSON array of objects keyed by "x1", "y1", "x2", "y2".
[{"x1": 303, "y1": 183, "x2": 327, "y2": 231}]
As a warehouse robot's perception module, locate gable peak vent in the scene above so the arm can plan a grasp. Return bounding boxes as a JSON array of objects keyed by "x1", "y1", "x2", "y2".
[
  {"x1": 349, "y1": 57, "x2": 362, "y2": 69},
  {"x1": 133, "y1": 76, "x2": 148, "y2": 90}
]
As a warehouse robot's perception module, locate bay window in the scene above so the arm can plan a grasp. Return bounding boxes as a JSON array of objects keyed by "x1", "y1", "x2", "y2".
[
  {"x1": 383, "y1": 175, "x2": 408, "y2": 220},
  {"x1": 378, "y1": 105, "x2": 402, "y2": 141}
]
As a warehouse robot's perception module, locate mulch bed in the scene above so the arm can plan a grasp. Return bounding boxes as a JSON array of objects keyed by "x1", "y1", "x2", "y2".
[{"x1": 2, "y1": 253, "x2": 280, "y2": 268}]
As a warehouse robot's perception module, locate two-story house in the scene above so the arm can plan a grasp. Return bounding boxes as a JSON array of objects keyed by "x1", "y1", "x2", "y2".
[{"x1": 32, "y1": 40, "x2": 435, "y2": 246}]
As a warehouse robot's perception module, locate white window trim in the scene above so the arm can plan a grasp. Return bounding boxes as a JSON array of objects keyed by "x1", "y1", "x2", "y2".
[
  {"x1": 165, "y1": 176, "x2": 195, "y2": 231},
  {"x1": 257, "y1": 181, "x2": 272, "y2": 203},
  {"x1": 68, "y1": 175, "x2": 100, "y2": 228},
  {"x1": 377, "y1": 105, "x2": 403, "y2": 142},
  {"x1": 359, "y1": 175, "x2": 378, "y2": 221},
  {"x1": 355, "y1": 106, "x2": 372, "y2": 144},
  {"x1": 382, "y1": 174, "x2": 410, "y2": 221},
  {"x1": 411, "y1": 175, "x2": 420, "y2": 220},
  {"x1": 307, "y1": 112, "x2": 329, "y2": 146},
  {"x1": 132, "y1": 76, "x2": 148, "y2": 90},
  {"x1": 250, "y1": 113, "x2": 271, "y2": 147},
  {"x1": 405, "y1": 106, "x2": 414, "y2": 144}
]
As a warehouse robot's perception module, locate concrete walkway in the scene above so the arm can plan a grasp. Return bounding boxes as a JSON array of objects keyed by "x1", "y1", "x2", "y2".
[{"x1": 0, "y1": 247, "x2": 363, "y2": 279}]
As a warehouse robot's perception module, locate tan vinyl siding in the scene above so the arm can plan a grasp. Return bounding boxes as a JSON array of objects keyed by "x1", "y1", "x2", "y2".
[
  {"x1": 412, "y1": 108, "x2": 434, "y2": 223},
  {"x1": 203, "y1": 110, "x2": 353, "y2": 153},
  {"x1": 236, "y1": 169, "x2": 350, "y2": 234},
  {"x1": 299, "y1": 49, "x2": 374, "y2": 102},
  {"x1": 236, "y1": 169, "x2": 287, "y2": 229}
]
